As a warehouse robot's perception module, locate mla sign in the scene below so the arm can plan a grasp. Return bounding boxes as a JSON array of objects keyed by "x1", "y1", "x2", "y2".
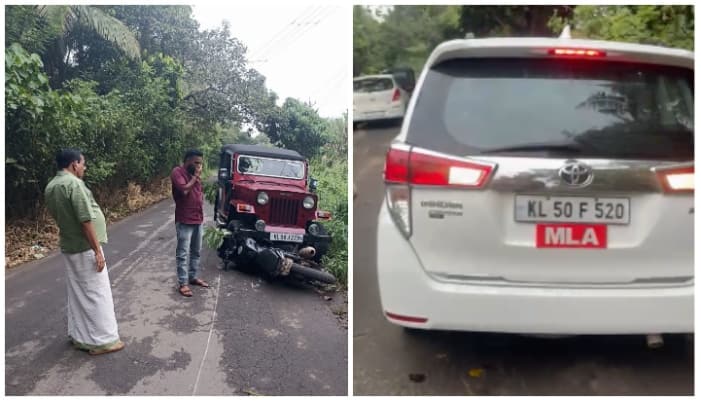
[{"x1": 536, "y1": 224, "x2": 607, "y2": 249}]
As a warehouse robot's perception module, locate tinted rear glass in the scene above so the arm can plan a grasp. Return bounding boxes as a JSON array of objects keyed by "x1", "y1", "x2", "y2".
[
  {"x1": 407, "y1": 58, "x2": 693, "y2": 160},
  {"x1": 354, "y1": 78, "x2": 394, "y2": 93}
]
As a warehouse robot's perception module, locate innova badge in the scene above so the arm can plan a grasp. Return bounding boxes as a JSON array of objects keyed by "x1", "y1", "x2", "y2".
[{"x1": 559, "y1": 160, "x2": 593, "y2": 187}]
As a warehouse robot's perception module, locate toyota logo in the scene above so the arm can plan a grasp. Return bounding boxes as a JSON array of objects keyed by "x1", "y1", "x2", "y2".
[{"x1": 559, "y1": 160, "x2": 593, "y2": 187}]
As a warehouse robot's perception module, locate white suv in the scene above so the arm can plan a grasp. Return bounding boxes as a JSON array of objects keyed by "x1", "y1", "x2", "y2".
[{"x1": 377, "y1": 36, "x2": 693, "y2": 335}]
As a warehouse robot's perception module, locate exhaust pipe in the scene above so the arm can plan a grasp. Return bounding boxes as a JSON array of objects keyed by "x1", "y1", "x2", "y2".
[
  {"x1": 646, "y1": 333, "x2": 664, "y2": 349},
  {"x1": 299, "y1": 246, "x2": 316, "y2": 259}
]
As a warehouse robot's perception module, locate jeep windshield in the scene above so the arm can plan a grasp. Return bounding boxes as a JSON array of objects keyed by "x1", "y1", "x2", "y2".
[
  {"x1": 237, "y1": 155, "x2": 305, "y2": 179},
  {"x1": 407, "y1": 58, "x2": 693, "y2": 161}
]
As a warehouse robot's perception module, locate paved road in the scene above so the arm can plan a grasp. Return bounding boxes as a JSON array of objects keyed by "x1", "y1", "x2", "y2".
[
  {"x1": 352, "y1": 122, "x2": 693, "y2": 396},
  {"x1": 6, "y1": 199, "x2": 347, "y2": 396}
]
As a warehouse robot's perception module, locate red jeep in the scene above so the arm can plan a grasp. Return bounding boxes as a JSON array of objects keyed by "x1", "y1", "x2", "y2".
[{"x1": 214, "y1": 144, "x2": 335, "y2": 283}]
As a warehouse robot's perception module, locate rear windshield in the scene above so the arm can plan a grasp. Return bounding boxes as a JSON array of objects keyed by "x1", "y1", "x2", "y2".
[
  {"x1": 237, "y1": 155, "x2": 305, "y2": 179},
  {"x1": 407, "y1": 58, "x2": 693, "y2": 160},
  {"x1": 354, "y1": 78, "x2": 394, "y2": 93}
]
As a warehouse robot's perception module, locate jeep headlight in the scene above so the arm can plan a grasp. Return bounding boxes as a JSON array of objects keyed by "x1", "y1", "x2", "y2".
[
  {"x1": 257, "y1": 191, "x2": 269, "y2": 205},
  {"x1": 303, "y1": 196, "x2": 315, "y2": 209}
]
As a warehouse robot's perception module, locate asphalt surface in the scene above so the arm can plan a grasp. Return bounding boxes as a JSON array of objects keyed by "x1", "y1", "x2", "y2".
[
  {"x1": 6, "y1": 198, "x2": 347, "y2": 396},
  {"x1": 352, "y1": 121, "x2": 694, "y2": 396}
]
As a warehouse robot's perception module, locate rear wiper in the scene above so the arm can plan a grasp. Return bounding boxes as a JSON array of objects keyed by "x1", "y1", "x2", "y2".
[{"x1": 480, "y1": 143, "x2": 583, "y2": 154}]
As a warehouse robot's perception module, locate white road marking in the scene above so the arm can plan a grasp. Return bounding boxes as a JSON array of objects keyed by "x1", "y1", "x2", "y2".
[{"x1": 192, "y1": 273, "x2": 222, "y2": 396}]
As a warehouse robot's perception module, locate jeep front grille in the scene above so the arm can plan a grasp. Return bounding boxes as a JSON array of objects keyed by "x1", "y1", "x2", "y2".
[{"x1": 269, "y1": 198, "x2": 298, "y2": 225}]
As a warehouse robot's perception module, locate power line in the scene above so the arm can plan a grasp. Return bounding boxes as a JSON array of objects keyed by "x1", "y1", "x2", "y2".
[
  {"x1": 252, "y1": 7, "x2": 329, "y2": 61},
  {"x1": 248, "y1": 5, "x2": 322, "y2": 59},
  {"x1": 308, "y1": 66, "x2": 349, "y2": 111},
  {"x1": 316, "y1": 82, "x2": 347, "y2": 111},
  {"x1": 253, "y1": 6, "x2": 337, "y2": 63},
  {"x1": 247, "y1": 5, "x2": 324, "y2": 61},
  {"x1": 309, "y1": 66, "x2": 348, "y2": 101}
]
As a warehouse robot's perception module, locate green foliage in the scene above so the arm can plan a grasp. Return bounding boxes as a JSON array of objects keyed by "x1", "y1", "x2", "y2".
[
  {"x1": 203, "y1": 181, "x2": 218, "y2": 205},
  {"x1": 263, "y1": 98, "x2": 331, "y2": 159},
  {"x1": 354, "y1": 5, "x2": 463, "y2": 76},
  {"x1": 355, "y1": 5, "x2": 693, "y2": 77},
  {"x1": 5, "y1": 42, "x2": 197, "y2": 215},
  {"x1": 309, "y1": 115, "x2": 348, "y2": 286},
  {"x1": 549, "y1": 6, "x2": 693, "y2": 50},
  {"x1": 461, "y1": 6, "x2": 573, "y2": 37},
  {"x1": 5, "y1": 43, "x2": 50, "y2": 118},
  {"x1": 353, "y1": 6, "x2": 382, "y2": 76},
  {"x1": 7, "y1": 5, "x2": 349, "y2": 292},
  {"x1": 37, "y1": 5, "x2": 141, "y2": 61},
  {"x1": 6, "y1": 43, "x2": 65, "y2": 210},
  {"x1": 5, "y1": 6, "x2": 61, "y2": 55},
  {"x1": 203, "y1": 226, "x2": 229, "y2": 250}
]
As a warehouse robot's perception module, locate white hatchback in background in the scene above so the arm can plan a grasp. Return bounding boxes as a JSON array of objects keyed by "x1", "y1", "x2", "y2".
[
  {"x1": 377, "y1": 35, "x2": 693, "y2": 337},
  {"x1": 353, "y1": 74, "x2": 410, "y2": 125}
]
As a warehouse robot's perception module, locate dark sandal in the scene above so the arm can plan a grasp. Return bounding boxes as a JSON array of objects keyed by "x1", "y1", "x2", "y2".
[
  {"x1": 189, "y1": 278, "x2": 210, "y2": 288},
  {"x1": 179, "y1": 285, "x2": 193, "y2": 297}
]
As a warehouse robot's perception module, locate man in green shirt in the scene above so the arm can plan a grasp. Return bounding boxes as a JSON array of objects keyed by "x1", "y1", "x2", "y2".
[{"x1": 44, "y1": 149, "x2": 124, "y2": 355}]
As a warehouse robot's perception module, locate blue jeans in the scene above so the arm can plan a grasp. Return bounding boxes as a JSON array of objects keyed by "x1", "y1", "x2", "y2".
[{"x1": 176, "y1": 223, "x2": 203, "y2": 286}]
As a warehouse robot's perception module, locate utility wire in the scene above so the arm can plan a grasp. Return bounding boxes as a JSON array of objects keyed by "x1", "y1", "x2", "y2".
[
  {"x1": 247, "y1": 5, "x2": 325, "y2": 61},
  {"x1": 253, "y1": 6, "x2": 337, "y2": 63}
]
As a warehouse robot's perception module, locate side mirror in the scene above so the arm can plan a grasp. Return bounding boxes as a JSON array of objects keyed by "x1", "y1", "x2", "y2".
[
  {"x1": 309, "y1": 178, "x2": 319, "y2": 192},
  {"x1": 218, "y1": 168, "x2": 228, "y2": 182}
]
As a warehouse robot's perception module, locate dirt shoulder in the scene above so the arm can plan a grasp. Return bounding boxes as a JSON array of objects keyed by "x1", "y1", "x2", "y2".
[{"x1": 5, "y1": 177, "x2": 171, "y2": 269}]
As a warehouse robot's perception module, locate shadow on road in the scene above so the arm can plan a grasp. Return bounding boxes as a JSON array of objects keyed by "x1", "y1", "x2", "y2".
[
  {"x1": 361, "y1": 326, "x2": 693, "y2": 395},
  {"x1": 354, "y1": 119, "x2": 403, "y2": 131}
]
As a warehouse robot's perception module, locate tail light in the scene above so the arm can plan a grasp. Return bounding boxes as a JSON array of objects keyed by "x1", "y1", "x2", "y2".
[
  {"x1": 391, "y1": 88, "x2": 401, "y2": 102},
  {"x1": 656, "y1": 166, "x2": 694, "y2": 193},
  {"x1": 236, "y1": 203, "x2": 256, "y2": 213},
  {"x1": 385, "y1": 145, "x2": 495, "y2": 188},
  {"x1": 383, "y1": 144, "x2": 496, "y2": 237},
  {"x1": 548, "y1": 48, "x2": 606, "y2": 57}
]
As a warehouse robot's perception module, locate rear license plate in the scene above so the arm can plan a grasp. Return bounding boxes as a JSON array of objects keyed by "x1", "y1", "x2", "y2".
[
  {"x1": 536, "y1": 224, "x2": 607, "y2": 249},
  {"x1": 515, "y1": 195, "x2": 630, "y2": 225},
  {"x1": 270, "y1": 232, "x2": 304, "y2": 243}
]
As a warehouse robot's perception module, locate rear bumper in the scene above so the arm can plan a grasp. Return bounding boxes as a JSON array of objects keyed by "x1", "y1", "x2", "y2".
[
  {"x1": 353, "y1": 105, "x2": 404, "y2": 122},
  {"x1": 376, "y1": 203, "x2": 693, "y2": 334}
]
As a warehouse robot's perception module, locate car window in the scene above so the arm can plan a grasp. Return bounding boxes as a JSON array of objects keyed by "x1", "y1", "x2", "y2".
[
  {"x1": 354, "y1": 78, "x2": 395, "y2": 93},
  {"x1": 407, "y1": 58, "x2": 693, "y2": 161},
  {"x1": 237, "y1": 155, "x2": 305, "y2": 179}
]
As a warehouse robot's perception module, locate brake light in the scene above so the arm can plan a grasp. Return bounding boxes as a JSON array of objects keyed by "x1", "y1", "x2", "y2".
[
  {"x1": 384, "y1": 146, "x2": 494, "y2": 188},
  {"x1": 410, "y1": 149, "x2": 494, "y2": 187},
  {"x1": 316, "y1": 210, "x2": 332, "y2": 220},
  {"x1": 656, "y1": 166, "x2": 694, "y2": 193},
  {"x1": 383, "y1": 145, "x2": 496, "y2": 238},
  {"x1": 548, "y1": 48, "x2": 606, "y2": 57},
  {"x1": 384, "y1": 146, "x2": 410, "y2": 183},
  {"x1": 391, "y1": 88, "x2": 401, "y2": 102},
  {"x1": 236, "y1": 203, "x2": 256, "y2": 213}
]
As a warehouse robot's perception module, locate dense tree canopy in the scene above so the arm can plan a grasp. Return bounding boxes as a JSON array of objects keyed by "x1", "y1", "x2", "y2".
[
  {"x1": 6, "y1": 5, "x2": 345, "y2": 217},
  {"x1": 353, "y1": 5, "x2": 693, "y2": 76}
]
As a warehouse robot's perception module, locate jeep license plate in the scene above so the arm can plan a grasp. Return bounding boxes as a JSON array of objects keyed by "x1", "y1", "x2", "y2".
[{"x1": 270, "y1": 232, "x2": 304, "y2": 243}]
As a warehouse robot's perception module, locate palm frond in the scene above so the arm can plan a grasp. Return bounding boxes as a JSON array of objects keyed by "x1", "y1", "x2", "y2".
[
  {"x1": 35, "y1": 5, "x2": 76, "y2": 36},
  {"x1": 74, "y1": 5, "x2": 141, "y2": 61}
]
